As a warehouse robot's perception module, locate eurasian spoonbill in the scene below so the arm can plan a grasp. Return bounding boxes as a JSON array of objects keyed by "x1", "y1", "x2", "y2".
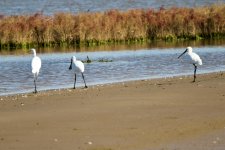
[
  {"x1": 69, "y1": 56, "x2": 88, "y2": 89},
  {"x1": 178, "y1": 47, "x2": 202, "y2": 82}
]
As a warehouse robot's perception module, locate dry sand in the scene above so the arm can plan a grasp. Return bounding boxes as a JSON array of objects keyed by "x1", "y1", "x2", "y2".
[{"x1": 0, "y1": 72, "x2": 225, "y2": 150}]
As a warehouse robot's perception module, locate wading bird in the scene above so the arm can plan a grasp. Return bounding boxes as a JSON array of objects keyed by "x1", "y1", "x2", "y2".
[
  {"x1": 31, "y1": 48, "x2": 41, "y2": 93},
  {"x1": 178, "y1": 47, "x2": 202, "y2": 82},
  {"x1": 69, "y1": 56, "x2": 88, "y2": 89}
]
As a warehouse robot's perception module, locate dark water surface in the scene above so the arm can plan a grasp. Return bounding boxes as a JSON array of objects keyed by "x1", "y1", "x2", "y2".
[{"x1": 0, "y1": 0, "x2": 224, "y2": 15}]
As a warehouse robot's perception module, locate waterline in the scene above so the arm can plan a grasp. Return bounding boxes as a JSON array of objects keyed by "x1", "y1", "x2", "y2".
[{"x1": 0, "y1": 46, "x2": 225, "y2": 96}]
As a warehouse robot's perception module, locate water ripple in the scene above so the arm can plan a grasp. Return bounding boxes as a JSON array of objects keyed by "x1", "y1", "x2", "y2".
[
  {"x1": 0, "y1": 46, "x2": 225, "y2": 95},
  {"x1": 0, "y1": 0, "x2": 222, "y2": 15}
]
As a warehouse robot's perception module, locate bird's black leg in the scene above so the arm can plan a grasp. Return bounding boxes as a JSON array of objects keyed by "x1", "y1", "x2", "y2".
[
  {"x1": 74, "y1": 73, "x2": 76, "y2": 89},
  {"x1": 193, "y1": 64, "x2": 197, "y2": 82},
  {"x1": 81, "y1": 73, "x2": 88, "y2": 88},
  {"x1": 34, "y1": 78, "x2": 37, "y2": 93}
]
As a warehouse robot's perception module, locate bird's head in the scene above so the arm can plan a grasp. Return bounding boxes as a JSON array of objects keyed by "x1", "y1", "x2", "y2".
[
  {"x1": 30, "y1": 48, "x2": 36, "y2": 56},
  {"x1": 186, "y1": 47, "x2": 192, "y2": 53},
  {"x1": 178, "y1": 46, "x2": 193, "y2": 59},
  {"x1": 72, "y1": 56, "x2": 76, "y2": 62},
  {"x1": 69, "y1": 56, "x2": 76, "y2": 70}
]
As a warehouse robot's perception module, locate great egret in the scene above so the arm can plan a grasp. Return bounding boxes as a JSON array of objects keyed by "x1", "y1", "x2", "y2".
[{"x1": 31, "y1": 48, "x2": 41, "y2": 93}]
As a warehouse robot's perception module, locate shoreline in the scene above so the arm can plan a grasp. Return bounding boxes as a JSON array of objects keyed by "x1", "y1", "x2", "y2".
[
  {"x1": 0, "y1": 71, "x2": 225, "y2": 150},
  {"x1": 1, "y1": 71, "x2": 224, "y2": 98}
]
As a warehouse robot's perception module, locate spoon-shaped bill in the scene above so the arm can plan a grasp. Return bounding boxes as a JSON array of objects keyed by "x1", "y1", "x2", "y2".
[
  {"x1": 69, "y1": 59, "x2": 72, "y2": 70},
  {"x1": 178, "y1": 49, "x2": 187, "y2": 59}
]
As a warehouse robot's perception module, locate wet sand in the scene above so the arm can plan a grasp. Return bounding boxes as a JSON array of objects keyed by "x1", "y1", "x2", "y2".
[{"x1": 0, "y1": 72, "x2": 225, "y2": 150}]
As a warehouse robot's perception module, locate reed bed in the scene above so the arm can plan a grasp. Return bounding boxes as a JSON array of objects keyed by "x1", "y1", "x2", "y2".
[{"x1": 0, "y1": 4, "x2": 224, "y2": 50}]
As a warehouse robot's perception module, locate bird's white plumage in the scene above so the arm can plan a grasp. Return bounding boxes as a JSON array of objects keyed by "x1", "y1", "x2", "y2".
[
  {"x1": 32, "y1": 57, "x2": 41, "y2": 75},
  {"x1": 75, "y1": 61, "x2": 85, "y2": 72},
  {"x1": 72, "y1": 56, "x2": 85, "y2": 73},
  {"x1": 186, "y1": 47, "x2": 202, "y2": 65},
  {"x1": 31, "y1": 49, "x2": 41, "y2": 77}
]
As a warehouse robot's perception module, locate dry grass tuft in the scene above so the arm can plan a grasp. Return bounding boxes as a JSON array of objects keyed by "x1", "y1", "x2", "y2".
[{"x1": 0, "y1": 4, "x2": 224, "y2": 50}]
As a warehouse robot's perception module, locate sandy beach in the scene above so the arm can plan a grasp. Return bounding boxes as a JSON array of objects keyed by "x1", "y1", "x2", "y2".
[{"x1": 0, "y1": 72, "x2": 225, "y2": 150}]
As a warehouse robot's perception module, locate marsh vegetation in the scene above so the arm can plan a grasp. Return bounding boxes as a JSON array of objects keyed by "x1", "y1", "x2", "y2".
[{"x1": 0, "y1": 4, "x2": 224, "y2": 50}]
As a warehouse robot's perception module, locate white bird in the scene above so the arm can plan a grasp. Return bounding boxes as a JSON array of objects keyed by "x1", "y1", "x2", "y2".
[
  {"x1": 178, "y1": 47, "x2": 202, "y2": 82},
  {"x1": 69, "y1": 56, "x2": 88, "y2": 89},
  {"x1": 31, "y1": 48, "x2": 41, "y2": 93}
]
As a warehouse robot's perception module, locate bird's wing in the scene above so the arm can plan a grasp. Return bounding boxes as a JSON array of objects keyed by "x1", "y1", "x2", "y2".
[
  {"x1": 31, "y1": 56, "x2": 42, "y2": 73},
  {"x1": 191, "y1": 53, "x2": 202, "y2": 65},
  {"x1": 75, "y1": 61, "x2": 85, "y2": 72}
]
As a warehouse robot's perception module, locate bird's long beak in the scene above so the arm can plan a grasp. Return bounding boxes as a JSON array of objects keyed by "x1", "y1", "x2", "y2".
[
  {"x1": 178, "y1": 49, "x2": 187, "y2": 59},
  {"x1": 69, "y1": 59, "x2": 72, "y2": 70}
]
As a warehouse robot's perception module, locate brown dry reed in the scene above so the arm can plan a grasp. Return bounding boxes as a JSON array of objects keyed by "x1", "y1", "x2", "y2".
[{"x1": 0, "y1": 4, "x2": 224, "y2": 50}]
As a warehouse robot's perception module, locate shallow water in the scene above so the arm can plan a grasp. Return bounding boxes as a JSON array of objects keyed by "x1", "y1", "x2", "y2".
[
  {"x1": 0, "y1": 46, "x2": 225, "y2": 96},
  {"x1": 0, "y1": 0, "x2": 223, "y2": 15}
]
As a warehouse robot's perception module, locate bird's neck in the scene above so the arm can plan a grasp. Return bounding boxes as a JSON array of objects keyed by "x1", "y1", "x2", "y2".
[
  {"x1": 187, "y1": 51, "x2": 192, "y2": 55},
  {"x1": 33, "y1": 52, "x2": 36, "y2": 57}
]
